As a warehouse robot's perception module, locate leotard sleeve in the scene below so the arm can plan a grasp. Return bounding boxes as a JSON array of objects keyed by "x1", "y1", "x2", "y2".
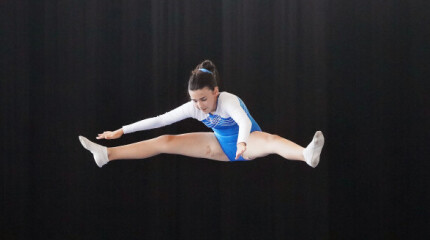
[
  {"x1": 122, "y1": 102, "x2": 194, "y2": 134},
  {"x1": 221, "y1": 93, "x2": 252, "y2": 144}
]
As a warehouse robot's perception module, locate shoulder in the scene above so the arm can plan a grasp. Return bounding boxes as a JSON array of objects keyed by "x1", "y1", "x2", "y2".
[
  {"x1": 218, "y1": 91, "x2": 241, "y2": 112},
  {"x1": 218, "y1": 91, "x2": 239, "y2": 103},
  {"x1": 181, "y1": 101, "x2": 194, "y2": 110},
  {"x1": 183, "y1": 100, "x2": 207, "y2": 120}
]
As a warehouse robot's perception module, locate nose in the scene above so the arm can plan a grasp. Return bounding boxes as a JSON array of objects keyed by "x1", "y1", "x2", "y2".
[{"x1": 197, "y1": 101, "x2": 205, "y2": 110}]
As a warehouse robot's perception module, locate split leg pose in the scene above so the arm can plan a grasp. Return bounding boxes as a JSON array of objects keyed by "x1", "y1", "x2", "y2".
[
  {"x1": 79, "y1": 130, "x2": 323, "y2": 167},
  {"x1": 79, "y1": 60, "x2": 324, "y2": 168}
]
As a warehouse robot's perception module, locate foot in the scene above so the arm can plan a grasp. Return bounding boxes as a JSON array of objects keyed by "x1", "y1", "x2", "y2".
[
  {"x1": 303, "y1": 131, "x2": 324, "y2": 168},
  {"x1": 78, "y1": 136, "x2": 109, "y2": 168}
]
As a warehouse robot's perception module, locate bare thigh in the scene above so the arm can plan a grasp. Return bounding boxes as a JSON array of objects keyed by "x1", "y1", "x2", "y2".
[
  {"x1": 241, "y1": 131, "x2": 271, "y2": 160},
  {"x1": 241, "y1": 131, "x2": 304, "y2": 161},
  {"x1": 159, "y1": 132, "x2": 229, "y2": 161}
]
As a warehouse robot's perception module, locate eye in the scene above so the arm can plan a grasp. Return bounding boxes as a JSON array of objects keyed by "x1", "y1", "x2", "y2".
[{"x1": 201, "y1": 98, "x2": 207, "y2": 102}]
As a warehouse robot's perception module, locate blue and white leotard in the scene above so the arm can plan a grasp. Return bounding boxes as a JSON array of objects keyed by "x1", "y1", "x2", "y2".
[{"x1": 122, "y1": 92, "x2": 261, "y2": 161}]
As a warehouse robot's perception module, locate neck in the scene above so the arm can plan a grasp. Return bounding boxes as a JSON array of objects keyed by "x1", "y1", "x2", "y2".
[{"x1": 210, "y1": 94, "x2": 220, "y2": 114}]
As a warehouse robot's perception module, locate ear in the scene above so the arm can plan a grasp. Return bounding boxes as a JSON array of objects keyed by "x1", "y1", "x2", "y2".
[{"x1": 213, "y1": 87, "x2": 219, "y2": 95}]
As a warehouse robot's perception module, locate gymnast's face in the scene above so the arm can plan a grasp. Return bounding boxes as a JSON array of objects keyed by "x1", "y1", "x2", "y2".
[{"x1": 189, "y1": 87, "x2": 220, "y2": 114}]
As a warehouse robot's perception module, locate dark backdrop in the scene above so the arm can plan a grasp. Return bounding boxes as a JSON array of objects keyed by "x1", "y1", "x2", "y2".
[{"x1": 2, "y1": 0, "x2": 429, "y2": 239}]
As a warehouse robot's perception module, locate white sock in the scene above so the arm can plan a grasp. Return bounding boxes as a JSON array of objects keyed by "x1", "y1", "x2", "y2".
[
  {"x1": 78, "y1": 136, "x2": 109, "y2": 168},
  {"x1": 303, "y1": 131, "x2": 325, "y2": 168}
]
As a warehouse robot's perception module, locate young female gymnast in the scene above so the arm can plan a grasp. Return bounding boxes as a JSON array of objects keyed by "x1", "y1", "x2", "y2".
[{"x1": 79, "y1": 60, "x2": 324, "y2": 168}]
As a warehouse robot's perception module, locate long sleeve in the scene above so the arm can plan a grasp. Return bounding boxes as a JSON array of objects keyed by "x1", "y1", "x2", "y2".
[
  {"x1": 221, "y1": 95, "x2": 252, "y2": 144},
  {"x1": 122, "y1": 102, "x2": 193, "y2": 134}
]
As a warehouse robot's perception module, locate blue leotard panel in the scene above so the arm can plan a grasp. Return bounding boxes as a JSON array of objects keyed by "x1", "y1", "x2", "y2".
[{"x1": 204, "y1": 97, "x2": 261, "y2": 161}]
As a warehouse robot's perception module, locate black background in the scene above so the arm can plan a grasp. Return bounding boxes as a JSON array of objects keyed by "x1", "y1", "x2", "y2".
[{"x1": 2, "y1": 0, "x2": 429, "y2": 239}]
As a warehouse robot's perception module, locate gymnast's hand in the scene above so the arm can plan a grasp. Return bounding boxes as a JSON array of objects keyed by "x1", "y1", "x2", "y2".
[
  {"x1": 96, "y1": 128, "x2": 124, "y2": 140},
  {"x1": 235, "y1": 142, "x2": 247, "y2": 160}
]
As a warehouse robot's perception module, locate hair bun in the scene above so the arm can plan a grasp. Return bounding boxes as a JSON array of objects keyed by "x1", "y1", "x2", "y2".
[
  {"x1": 200, "y1": 60, "x2": 215, "y2": 73},
  {"x1": 189, "y1": 59, "x2": 220, "y2": 91}
]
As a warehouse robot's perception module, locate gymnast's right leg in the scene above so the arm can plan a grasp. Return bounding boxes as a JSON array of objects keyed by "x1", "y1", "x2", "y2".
[{"x1": 79, "y1": 132, "x2": 229, "y2": 167}]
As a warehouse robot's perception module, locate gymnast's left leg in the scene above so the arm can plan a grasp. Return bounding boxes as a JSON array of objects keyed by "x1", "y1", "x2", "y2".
[{"x1": 242, "y1": 131, "x2": 324, "y2": 168}]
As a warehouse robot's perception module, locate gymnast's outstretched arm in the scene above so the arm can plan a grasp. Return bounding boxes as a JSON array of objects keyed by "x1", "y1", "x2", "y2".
[
  {"x1": 78, "y1": 102, "x2": 230, "y2": 167},
  {"x1": 96, "y1": 101, "x2": 195, "y2": 141}
]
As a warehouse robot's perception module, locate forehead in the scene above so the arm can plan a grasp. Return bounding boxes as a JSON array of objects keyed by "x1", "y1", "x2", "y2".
[{"x1": 188, "y1": 87, "x2": 212, "y2": 99}]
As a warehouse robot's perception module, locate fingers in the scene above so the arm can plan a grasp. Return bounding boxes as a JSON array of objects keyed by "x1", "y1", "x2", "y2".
[
  {"x1": 235, "y1": 148, "x2": 245, "y2": 159},
  {"x1": 235, "y1": 150, "x2": 243, "y2": 159},
  {"x1": 96, "y1": 131, "x2": 112, "y2": 140},
  {"x1": 235, "y1": 143, "x2": 247, "y2": 159}
]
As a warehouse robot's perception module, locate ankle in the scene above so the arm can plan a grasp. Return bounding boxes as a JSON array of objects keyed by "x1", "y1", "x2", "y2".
[
  {"x1": 301, "y1": 151, "x2": 306, "y2": 162},
  {"x1": 107, "y1": 148, "x2": 113, "y2": 161}
]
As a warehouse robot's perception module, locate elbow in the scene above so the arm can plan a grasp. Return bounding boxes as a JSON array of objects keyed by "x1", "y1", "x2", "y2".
[
  {"x1": 240, "y1": 118, "x2": 252, "y2": 132},
  {"x1": 246, "y1": 118, "x2": 252, "y2": 130}
]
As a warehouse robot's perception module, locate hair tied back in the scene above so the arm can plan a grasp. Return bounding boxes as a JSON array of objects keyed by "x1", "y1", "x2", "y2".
[{"x1": 199, "y1": 68, "x2": 213, "y2": 74}]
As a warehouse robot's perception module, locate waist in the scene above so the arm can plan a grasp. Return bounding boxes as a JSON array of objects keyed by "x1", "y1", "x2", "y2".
[
  {"x1": 212, "y1": 122, "x2": 261, "y2": 137},
  {"x1": 212, "y1": 125, "x2": 239, "y2": 137}
]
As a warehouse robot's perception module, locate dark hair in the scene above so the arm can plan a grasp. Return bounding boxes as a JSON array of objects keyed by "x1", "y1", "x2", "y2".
[{"x1": 188, "y1": 60, "x2": 219, "y2": 91}]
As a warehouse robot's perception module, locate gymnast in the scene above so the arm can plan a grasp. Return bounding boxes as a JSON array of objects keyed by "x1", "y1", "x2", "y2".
[{"x1": 79, "y1": 60, "x2": 324, "y2": 168}]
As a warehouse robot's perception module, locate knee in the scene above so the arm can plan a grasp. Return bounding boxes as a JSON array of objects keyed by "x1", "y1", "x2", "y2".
[
  {"x1": 261, "y1": 133, "x2": 280, "y2": 152},
  {"x1": 156, "y1": 135, "x2": 175, "y2": 151},
  {"x1": 157, "y1": 134, "x2": 174, "y2": 142},
  {"x1": 204, "y1": 145, "x2": 215, "y2": 159},
  {"x1": 265, "y1": 133, "x2": 280, "y2": 142}
]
